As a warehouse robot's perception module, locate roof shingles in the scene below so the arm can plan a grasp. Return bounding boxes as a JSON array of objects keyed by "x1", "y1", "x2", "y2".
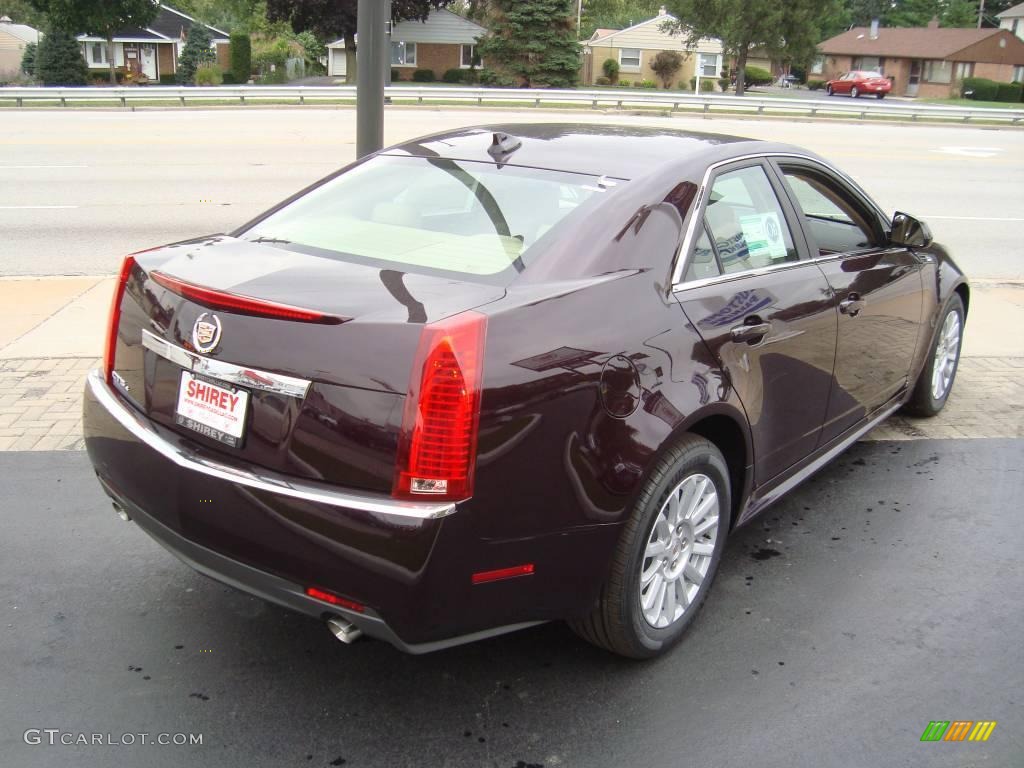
[{"x1": 819, "y1": 25, "x2": 1024, "y2": 61}]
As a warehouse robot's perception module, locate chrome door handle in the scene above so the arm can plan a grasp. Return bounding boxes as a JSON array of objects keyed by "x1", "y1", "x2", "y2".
[
  {"x1": 730, "y1": 321, "x2": 772, "y2": 344},
  {"x1": 839, "y1": 294, "x2": 866, "y2": 317}
]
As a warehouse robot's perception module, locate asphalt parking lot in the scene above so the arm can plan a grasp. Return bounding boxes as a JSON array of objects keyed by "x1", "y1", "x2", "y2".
[{"x1": 2, "y1": 439, "x2": 1021, "y2": 768}]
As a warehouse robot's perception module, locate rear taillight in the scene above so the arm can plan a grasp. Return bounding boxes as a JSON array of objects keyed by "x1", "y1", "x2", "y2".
[
  {"x1": 103, "y1": 255, "x2": 136, "y2": 385},
  {"x1": 150, "y1": 271, "x2": 342, "y2": 324},
  {"x1": 393, "y1": 311, "x2": 487, "y2": 502}
]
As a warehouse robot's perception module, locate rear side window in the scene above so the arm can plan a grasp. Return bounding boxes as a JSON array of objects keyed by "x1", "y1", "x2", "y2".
[
  {"x1": 779, "y1": 167, "x2": 880, "y2": 255},
  {"x1": 241, "y1": 155, "x2": 612, "y2": 280},
  {"x1": 703, "y1": 165, "x2": 798, "y2": 274}
]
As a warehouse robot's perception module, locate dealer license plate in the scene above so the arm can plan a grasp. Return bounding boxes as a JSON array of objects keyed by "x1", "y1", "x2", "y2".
[{"x1": 175, "y1": 371, "x2": 249, "y2": 447}]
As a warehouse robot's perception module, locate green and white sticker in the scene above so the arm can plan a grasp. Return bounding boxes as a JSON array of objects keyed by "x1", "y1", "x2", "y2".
[{"x1": 738, "y1": 212, "x2": 788, "y2": 262}]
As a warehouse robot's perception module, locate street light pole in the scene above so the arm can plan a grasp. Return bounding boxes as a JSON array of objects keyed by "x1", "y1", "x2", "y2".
[{"x1": 356, "y1": 0, "x2": 388, "y2": 158}]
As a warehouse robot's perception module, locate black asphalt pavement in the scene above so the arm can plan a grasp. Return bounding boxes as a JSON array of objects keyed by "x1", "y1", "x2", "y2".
[{"x1": 1, "y1": 440, "x2": 1021, "y2": 768}]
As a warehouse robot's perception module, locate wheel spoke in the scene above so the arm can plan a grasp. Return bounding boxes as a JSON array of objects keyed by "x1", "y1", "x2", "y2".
[
  {"x1": 641, "y1": 572, "x2": 663, "y2": 610},
  {"x1": 646, "y1": 539, "x2": 668, "y2": 558},
  {"x1": 652, "y1": 579, "x2": 668, "y2": 623},
  {"x1": 691, "y1": 542, "x2": 715, "y2": 557},
  {"x1": 683, "y1": 562, "x2": 704, "y2": 587},
  {"x1": 688, "y1": 492, "x2": 717, "y2": 525},
  {"x1": 693, "y1": 515, "x2": 718, "y2": 538},
  {"x1": 662, "y1": 579, "x2": 678, "y2": 622}
]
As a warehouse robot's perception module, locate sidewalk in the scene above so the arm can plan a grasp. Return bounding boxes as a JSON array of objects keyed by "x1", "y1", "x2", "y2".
[{"x1": 1, "y1": 277, "x2": 1022, "y2": 450}]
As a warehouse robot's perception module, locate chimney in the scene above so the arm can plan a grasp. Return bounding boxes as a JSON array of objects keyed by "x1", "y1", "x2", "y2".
[
  {"x1": 658, "y1": 5, "x2": 668, "y2": 15},
  {"x1": 0, "y1": 15, "x2": 13, "y2": 24},
  {"x1": 869, "y1": 18, "x2": 879, "y2": 39},
  {"x1": 927, "y1": 16, "x2": 940, "y2": 30}
]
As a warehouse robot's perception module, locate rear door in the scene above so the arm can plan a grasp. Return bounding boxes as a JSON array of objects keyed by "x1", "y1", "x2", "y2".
[
  {"x1": 771, "y1": 159, "x2": 924, "y2": 443},
  {"x1": 674, "y1": 160, "x2": 838, "y2": 485}
]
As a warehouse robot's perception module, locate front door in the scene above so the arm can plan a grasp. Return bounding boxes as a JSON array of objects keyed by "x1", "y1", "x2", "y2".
[
  {"x1": 675, "y1": 162, "x2": 838, "y2": 485},
  {"x1": 140, "y1": 44, "x2": 157, "y2": 80},
  {"x1": 907, "y1": 60, "x2": 921, "y2": 96},
  {"x1": 772, "y1": 159, "x2": 924, "y2": 443}
]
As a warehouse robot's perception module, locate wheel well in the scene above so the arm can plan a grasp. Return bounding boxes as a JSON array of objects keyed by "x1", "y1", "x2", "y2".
[
  {"x1": 687, "y1": 415, "x2": 748, "y2": 527},
  {"x1": 954, "y1": 283, "x2": 970, "y2": 317}
]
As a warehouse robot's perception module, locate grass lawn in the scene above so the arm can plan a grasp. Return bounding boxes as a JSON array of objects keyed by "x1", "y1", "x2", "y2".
[{"x1": 921, "y1": 97, "x2": 1024, "y2": 109}]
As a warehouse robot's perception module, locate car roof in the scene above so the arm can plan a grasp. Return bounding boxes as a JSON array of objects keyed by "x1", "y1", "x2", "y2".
[{"x1": 381, "y1": 123, "x2": 794, "y2": 182}]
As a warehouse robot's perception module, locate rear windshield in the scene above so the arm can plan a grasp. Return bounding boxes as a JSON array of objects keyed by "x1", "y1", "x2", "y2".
[{"x1": 240, "y1": 155, "x2": 618, "y2": 281}]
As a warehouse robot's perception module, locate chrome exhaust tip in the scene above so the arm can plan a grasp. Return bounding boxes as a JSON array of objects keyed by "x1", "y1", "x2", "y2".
[
  {"x1": 326, "y1": 616, "x2": 363, "y2": 644},
  {"x1": 112, "y1": 501, "x2": 131, "y2": 522}
]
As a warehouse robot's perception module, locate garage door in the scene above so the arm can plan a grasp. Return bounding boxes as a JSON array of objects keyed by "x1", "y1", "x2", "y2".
[{"x1": 330, "y1": 49, "x2": 347, "y2": 78}]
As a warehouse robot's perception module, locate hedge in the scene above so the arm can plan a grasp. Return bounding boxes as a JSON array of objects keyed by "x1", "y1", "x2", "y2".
[
  {"x1": 412, "y1": 68, "x2": 435, "y2": 82},
  {"x1": 229, "y1": 33, "x2": 251, "y2": 83},
  {"x1": 744, "y1": 66, "x2": 773, "y2": 86},
  {"x1": 961, "y1": 77, "x2": 998, "y2": 101},
  {"x1": 995, "y1": 82, "x2": 1023, "y2": 103},
  {"x1": 689, "y1": 76, "x2": 718, "y2": 92},
  {"x1": 807, "y1": 79, "x2": 826, "y2": 90}
]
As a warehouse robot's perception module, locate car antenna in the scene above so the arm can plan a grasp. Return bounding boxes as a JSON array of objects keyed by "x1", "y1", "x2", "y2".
[{"x1": 487, "y1": 132, "x2": 522, "y2": 167}]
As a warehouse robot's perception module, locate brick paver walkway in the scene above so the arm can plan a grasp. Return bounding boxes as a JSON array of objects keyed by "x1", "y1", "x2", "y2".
[{"x1": 0, "y1": 356, "x2": 1020, "y2": 451}]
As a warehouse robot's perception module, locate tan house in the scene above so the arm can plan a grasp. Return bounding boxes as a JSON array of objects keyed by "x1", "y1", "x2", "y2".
[
  {"x1": 998, "y1": 2, "x2": 1024, "y2": 41},
  {"x1": 582, "y1": 6, "x2": 725, "y2": 88},
  {"x1": 0, "y1": 15, "x2": 39, "y2": 82},
  {"x1": 817, "y1": 19, "x2": 1024, "y2": 98},
  {"x1": 77, "y1": 5, "x2": 229, "y2": 82},
  {"x1": 327, "y1": 9, "x2": 486, "y2": 80}
]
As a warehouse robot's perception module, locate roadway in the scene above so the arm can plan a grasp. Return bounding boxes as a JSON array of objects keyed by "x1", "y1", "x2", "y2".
[{"x1": 0, "y1": 107, "x2": 1022, "y2": 279}]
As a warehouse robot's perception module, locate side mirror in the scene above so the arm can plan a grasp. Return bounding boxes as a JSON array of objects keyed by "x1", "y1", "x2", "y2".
[{"x1": 890, "y1": 211, "x2": 932, "y2": 248}]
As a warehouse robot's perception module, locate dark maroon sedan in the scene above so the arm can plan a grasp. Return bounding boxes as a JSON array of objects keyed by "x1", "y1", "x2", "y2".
[{"x1": 84, "y1": 125, "x2": 968, "y2": 658}]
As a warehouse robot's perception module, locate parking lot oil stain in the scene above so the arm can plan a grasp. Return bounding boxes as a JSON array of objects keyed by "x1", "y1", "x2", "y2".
[
  {"x1": 329, "y1": 758, "x2": 347, "y2": 766},
  {"x1": 174, "y1": 644, "x2": 183, "y2": 650},
  {"x1": 750, "y1": 548, "x2": 781, "y2": 561},
  {"x1": 189, "y1": 692, "x2": 209, "y2": 701},
  {"x1": 513, "y1": 762, "x2": 544, "y2": 768},
  {"x1": 127, "y1": 665, "x2": 142, "y2": 672}
]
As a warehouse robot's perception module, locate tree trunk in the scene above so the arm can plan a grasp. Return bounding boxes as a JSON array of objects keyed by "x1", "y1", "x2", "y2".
[
  {"x1": 107, "y1": 35, "x2": 117, "y2": 85},
  {"x1": 734, "y1": 45, "x2": 749, "y2": 97},
  {"x1": 346, "y1": 46, "x2": 357, "y2": 84}
]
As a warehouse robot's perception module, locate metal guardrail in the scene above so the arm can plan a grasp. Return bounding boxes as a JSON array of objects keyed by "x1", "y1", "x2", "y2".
[{"x1": 1, "y1": 85, "x2": 1021, "y2": 123}]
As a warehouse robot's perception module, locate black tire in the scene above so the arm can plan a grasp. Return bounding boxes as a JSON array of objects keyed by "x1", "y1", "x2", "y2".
[
  {"x1": 904, "y1": 295, "x2": 964, "y2": 417},
  {"x1": 876, "y1": 92, "x2": 885, "y2": 99},
  {"x1": 851, "y1": 86, "x2": 860, "y2": 98},
  {"x1": 826, "y1": 84, "x2": 833, "y2": 96},
  {"x1": 568, "y1": 434, "x2": 732, "y2": 659}
]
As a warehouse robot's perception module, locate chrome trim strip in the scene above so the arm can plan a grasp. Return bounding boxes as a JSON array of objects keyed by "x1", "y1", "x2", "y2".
[
  {"x1": 141, "y1": 329, "x2": 311, "y2": 399},
  {"x1": 670, "y1": 152, "x2": 889, "y2": 290},
  {"x1": 87, "y1": 369, "x2": 456, "y2": 520}
]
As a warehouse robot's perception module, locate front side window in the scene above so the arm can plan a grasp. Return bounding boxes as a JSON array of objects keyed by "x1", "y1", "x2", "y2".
[
  {"x1": 779, "y1": 166, "x2": 879, "y2": 255},
  {"x1": 391, "y1": 41, "x2": 416, "y2": 66},
  {"x1": 810, "y1": 56, "x2": 824, "y2": 75},
  {"x1": 1013, "y1": 64, "x2": 1023, "y2": 82},
  {"x1": 699, "y1": 53, "x2": 720, "y2": 77},
  {"x1": 91, "y1": 43, "x2": 107, "y2": 64},
  {"x1": 619, "y1": 48, "x2": 641, "y2": 69},
  {"x1": 460, "y1": 44, "x2": 480, "y2": 68},
  {"x1": 242, "y1": 156, "x2": 615, "y2": 282},
  {"x1": 703, "y1": 166, "x2": 798, "y2": 274},
  {"x1": 923, "y1": 59, "x2": 952, "y2": 83},
  {"x1": 852, "y1": 57, "x2": 882, "y2": 73}
]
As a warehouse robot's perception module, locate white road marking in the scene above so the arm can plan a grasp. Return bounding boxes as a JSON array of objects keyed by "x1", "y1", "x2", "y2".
[
  {"x1": 0, "y1": 165, "x2": 89, "y2": 169},
  {"x1": 931, "y1": 147, "x2": 1002, "y2": 158},
  {"x1": 0, "y1": 205, "x2": 78, "y2": 210}
]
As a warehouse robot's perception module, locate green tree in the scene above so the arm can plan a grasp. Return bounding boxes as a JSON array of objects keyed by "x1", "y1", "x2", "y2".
[
  {"x1": 177, "y1": 22, "x2": 215, "y2": 84},
  {"x1": 20, "y1": 40, "x2": 37, "y2": 77},
  {"x1": 265, "y1": 0, "x2": 451, "y2": 83},
  {"x1": 29, "y1": 0, "x2": 158, "y2": 84},
  {"x1": 650, "y1": 49, "x2": 683, "y2": 88},
  {"x1": 229, "y1": 32, "x2": 252, "y2": 81},
  {"x1": 941, "y1": 0, "x2": 978, "y2": 26},
  {"x1": 580, "y1": 0, "x2": 663, "y2": 38},
  {"x1": 664, "y1": 0, "x2": 842, "y2": 95},
  {"x1": 0, "y1": 0, "x2": 45, "y2": 27},
  {"x1": 34, "y1": 25, "x2": 87, "y2": 85},
  {"x1": 476, "y1": 0, "x2": 580, "y2": 87}
]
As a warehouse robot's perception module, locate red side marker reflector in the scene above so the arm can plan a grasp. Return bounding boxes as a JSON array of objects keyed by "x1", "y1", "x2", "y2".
[
  {"x1": 151, "y1": 270, "x2": 342, "y2": 324},
  {"x1": 471, "y1": 564, "x2": 535, "y2": 585},
  {"x1": 305, "y1": 586, "x2": 365, "y2": 613}
]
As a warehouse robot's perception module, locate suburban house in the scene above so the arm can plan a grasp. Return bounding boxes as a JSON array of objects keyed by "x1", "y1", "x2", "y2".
[
  {"x1": 326, "y1": 9, "x2": 487, "y2": 80},
  {"x1": 816, "y1": 19, "x2": 1024, "y2": 98},
  {"x1": 582, "y1": 6, "x2": 725, "y2": 88},
  {"x1": 998, "y1": 2, "x2": 1024, "y2": 41},
  {"x1": 77, "y1": 5, "x2": 229, "y2": 82},
  {"x1": 0, "y1": 15, "x2": 39, "y2": 81}
]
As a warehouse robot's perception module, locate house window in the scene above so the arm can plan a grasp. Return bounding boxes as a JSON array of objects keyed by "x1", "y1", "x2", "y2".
[
  {"x1": 923, "y1": 59, "x2": 952, "y2": 84},
  {"x1": 391, "y1": 41, "x2": 416, "y2": 66},
  {"x1": 90, "y1": 43, "x2": 108, "y2": 65},
  {"x1": 619, "y1": 48, "x2": 641, "y2": 70},
  {"x1": 810, "y1": 56, "x2": 824, "y2": 75},
  {"x1": 460, "y1": 44, "x2": 480, "y2": 69},
  {"x1": 954, "y1": 62, "x2": 974, "y2": 81},
  {"x1": 1014, "y1": 64, "x2": 1024, "y2": 82},
  {"x1": 852, "y1": 56, "x2": 883, "y2": 73},
  {"x1": 698, "y1": 53, "x2": 721, "y2": 78}
]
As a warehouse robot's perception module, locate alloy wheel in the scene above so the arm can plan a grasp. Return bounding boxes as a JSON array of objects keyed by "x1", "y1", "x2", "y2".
[
  {"x1": 931, "y1": 310, "x2": 961, "y2": 401},
  {"x1": 639, "y1": 474, "x2": 720, "y2": 629}
]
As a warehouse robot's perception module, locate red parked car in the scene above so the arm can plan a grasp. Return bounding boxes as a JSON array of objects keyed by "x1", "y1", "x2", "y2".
[{"x1": 826, "y1": 71, "x2": 892, "y2": 99}]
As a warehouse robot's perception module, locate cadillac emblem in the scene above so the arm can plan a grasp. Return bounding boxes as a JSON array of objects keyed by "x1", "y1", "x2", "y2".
[{"x1": 191, "y1": 313, "x2": 222, "y2": 353}]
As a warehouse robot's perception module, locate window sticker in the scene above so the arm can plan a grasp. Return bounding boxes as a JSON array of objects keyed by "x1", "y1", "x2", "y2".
[{"x1": 738, "y1": 212, "x2": 788, "y2": 261}]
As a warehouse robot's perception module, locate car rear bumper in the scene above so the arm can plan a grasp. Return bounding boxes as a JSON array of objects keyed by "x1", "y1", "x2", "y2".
[{"x1": 83, "y1": 369, "x2": 559, "y2": 652}]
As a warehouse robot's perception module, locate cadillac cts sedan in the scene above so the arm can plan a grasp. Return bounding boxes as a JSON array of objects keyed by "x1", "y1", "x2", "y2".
[
  {"x1": 825, "y1": 70, "x2": 893, "y2": 99},
  {"x1": 84, "y1": 124, "x2": 968, "y2": 659}
]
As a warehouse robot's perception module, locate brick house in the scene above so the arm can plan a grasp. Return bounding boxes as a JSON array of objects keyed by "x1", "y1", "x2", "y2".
[
  {"x1": 326, "y1": 9, "x2": 486, "y2": 80},
  {"x1": 77, "y1": 5, "x2": 229, "y2": 82},
  {"x1": 816, "y1": 19, "x2": 1024, "y2": 98}
]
